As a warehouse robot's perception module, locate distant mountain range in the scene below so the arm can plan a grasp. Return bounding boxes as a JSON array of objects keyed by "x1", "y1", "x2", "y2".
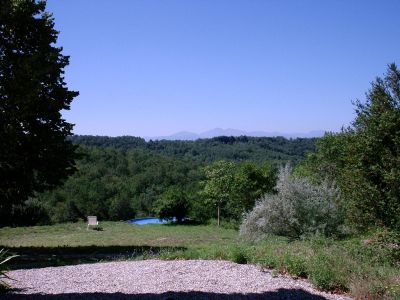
[{"x1": 145, "y1": 128, "x2": 326, "y2": 141}]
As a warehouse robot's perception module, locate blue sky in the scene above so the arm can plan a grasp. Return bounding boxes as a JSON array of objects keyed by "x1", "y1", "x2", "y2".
[{"x1": 47, "y1": 0, "x2": 400, "y2": 137}]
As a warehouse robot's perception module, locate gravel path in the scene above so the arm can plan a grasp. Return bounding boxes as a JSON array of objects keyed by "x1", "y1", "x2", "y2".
[{"x1": 3, "y1": 260, "x2": 352, "y2": 300}]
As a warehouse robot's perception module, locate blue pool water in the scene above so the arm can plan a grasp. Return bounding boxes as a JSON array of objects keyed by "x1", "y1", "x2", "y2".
[{"x1": 127, "y1": 217, "x2": 175, "y2": 225}]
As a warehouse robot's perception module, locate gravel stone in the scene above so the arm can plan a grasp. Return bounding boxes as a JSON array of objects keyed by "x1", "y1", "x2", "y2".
[{"x1": 4, "y1": 260, "x2": 352, "y2": 299}]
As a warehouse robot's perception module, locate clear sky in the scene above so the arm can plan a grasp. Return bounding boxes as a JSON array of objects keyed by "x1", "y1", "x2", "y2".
[{"x1": 47, "y1": 0, "x2": 400, "y2": 137}]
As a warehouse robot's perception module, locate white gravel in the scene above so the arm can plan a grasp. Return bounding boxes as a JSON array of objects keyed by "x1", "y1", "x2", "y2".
[{"x1": 4, "y1": 260, "x2": 352, "y2": 299}]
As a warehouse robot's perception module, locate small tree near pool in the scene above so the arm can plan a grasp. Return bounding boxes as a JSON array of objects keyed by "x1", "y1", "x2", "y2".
[{"x1": 155, "y1": 186, "x2": 189, "y2": 222}]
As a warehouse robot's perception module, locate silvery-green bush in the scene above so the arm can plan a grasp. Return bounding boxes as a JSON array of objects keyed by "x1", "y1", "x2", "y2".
[{"x1": 240, "y1": 164, "x2": 343, "y2": 239}]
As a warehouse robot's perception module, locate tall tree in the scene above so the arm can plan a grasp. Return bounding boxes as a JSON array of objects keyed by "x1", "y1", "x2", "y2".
[
  {"x1": 298, "y1": 64, "x2": 400, "y2": 230},
  {"x1": 0, "y1": 0, "x2": 78, "y2": 225},
  {"x1": 347, "y1": 63, "x2": 400, "y2": 229},
  {"x1": 202, "y1": 161, "x2": 236, "y2": 226}
]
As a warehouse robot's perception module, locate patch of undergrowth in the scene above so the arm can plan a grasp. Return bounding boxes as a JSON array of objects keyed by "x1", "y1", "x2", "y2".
[
  {"x1": 244, "y1": 232, "x2": 399, "y2": 299},
  {"x1": 0, "y1": 249, "x2": 18, "y2": 292},
  {"x1": 160, "y1": 230, "x2": 399, "y2": 299}
]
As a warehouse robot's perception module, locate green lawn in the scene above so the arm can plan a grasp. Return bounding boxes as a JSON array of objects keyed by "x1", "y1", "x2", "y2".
[
  {"x1": 1, "y1": 222, "x2": 399, "y2": 299},
  {"x1": 0, "y1": 221, "x2": 237, "y2": 248},
  {"x1": 0, "y1": 222, "x2": 241, "y2": 272}
]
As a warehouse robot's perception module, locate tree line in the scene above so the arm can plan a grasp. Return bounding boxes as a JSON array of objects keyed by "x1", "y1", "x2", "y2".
[{"x1": 69, "y1": 135, "x2": 317, "y2": 165}]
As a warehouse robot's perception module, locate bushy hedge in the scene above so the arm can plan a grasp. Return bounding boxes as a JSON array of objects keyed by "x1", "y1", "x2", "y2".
[{"x1": 240, "y1": 165, "x2": 343, "y2": 239}]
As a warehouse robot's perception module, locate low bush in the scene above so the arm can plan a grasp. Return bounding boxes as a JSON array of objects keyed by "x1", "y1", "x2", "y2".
[
  {"x1": 206, "y1": 218, "x2": 240, "y2": 230},
  {"x1": 0, "y1": 249, "x2": 18, "y2": 291},
  {"x1": 307, "y1": 253, "x2": 348, "y2": 292},
  {"x1": 229, "y1": 246, "x2": 248, "y2": 264},
  {"x1": 283, "y1": 254, "x2": 307, "y2": 278},
  {"x1": 240, "y1": 164, "x2": 343, "y2": 239},
  {"x1": 360, "y1": 229, "x2": 400, "y2": 267},
  {"x1": 249, "y1": 234, "x2": 399, "y2": 298}
]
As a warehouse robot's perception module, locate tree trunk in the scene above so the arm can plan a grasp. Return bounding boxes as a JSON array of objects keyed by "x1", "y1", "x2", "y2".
[{"x1": 217, "y1": 204, "x2": 220, "y2": 227}]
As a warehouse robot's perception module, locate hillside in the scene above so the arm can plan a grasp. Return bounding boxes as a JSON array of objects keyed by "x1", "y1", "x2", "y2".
[
  {"x1": 69, "y1": 135, "x2": 317, "y2": 164},
  {"x1": 8, "y1": 136, "x2": 317, "y2": 226}
]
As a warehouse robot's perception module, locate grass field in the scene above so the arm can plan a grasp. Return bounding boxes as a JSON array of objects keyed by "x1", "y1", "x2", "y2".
[
  {"x1": 1, "y1": 222, "x2": 399, "y2": 299},
  {"x1": 0, "y1": 221, "x2": 237, "y2": 248},
  {"x1": 0, "y1": 222, "x2": 239, "y2": 271}
]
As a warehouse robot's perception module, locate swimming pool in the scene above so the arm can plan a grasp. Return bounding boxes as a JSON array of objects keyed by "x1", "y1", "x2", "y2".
[{"x1": 127, "y1": 217, "x2": 176, "y2": 225}]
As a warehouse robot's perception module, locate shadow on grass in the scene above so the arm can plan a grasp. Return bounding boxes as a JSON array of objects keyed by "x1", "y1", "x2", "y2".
[
  {"x1": 2, "y1": 245, "x2": 186, "y2": 270},
  {"x1": 2, "y1": 289, "x2": 330, "y2": 299},
  {"x1": 162, "y1": 219, "x2": 202, "y2": 226}
]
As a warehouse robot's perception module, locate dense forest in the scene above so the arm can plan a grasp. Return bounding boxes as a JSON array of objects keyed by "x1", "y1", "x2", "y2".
[
  {"x1": 8, "y1": 136, "x2": 317, "y2": 226},
  {"x1": 69, "y1": 135, "x2": 317, "y2": 164}
]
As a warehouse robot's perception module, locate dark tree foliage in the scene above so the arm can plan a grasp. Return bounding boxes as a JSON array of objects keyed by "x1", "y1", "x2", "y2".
[
  {"x1": 68, "y1": 135, "x2": 146, "y2": 150},
  {"x1": 37, "y1": 146, "x2": 203, "y2": 223},
  {"x1": 33, "y1": 145, "x2": 281, "y2": 225},
  {"x1": 69, "y1": 135, "x2": 317, "y2": 165},
  {"x1": 0, "y1": 0, "x2": 78, "y2": 226},
  {"x1": 155, "y1": 186, "x2": 189, "y2": 222}
]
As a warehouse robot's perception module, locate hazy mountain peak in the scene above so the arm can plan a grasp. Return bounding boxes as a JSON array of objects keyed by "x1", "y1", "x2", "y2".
[{"x1": 145, "y1": 128, "x2": 326, "y2": 141}]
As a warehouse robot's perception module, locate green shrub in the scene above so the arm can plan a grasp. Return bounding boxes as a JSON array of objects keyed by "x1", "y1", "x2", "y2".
[
  {"x1": 308, "y1": 253, "x2": 348, "y2": 292},
  {"x1": 230, "y1": 246, "x2": 248, "y2": 264},
  {"x1": 154, "y1": 186, "x2": 189, "y2": 222},
  {"x1": 207, "y1": 218, "x2": 240, "y2": 230},
  {"x1": 362, "y1": 230, "x2": 400, "y2": 267},
  {"x1": 159, "y1": 248, "x2": 202, "y2": 260},
  {"x1": 283, "y1": 254, "x2": 307, "y2": 278},
  {"x1": 260, "y1": 255, "x2": 279, "y2": 269}
]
